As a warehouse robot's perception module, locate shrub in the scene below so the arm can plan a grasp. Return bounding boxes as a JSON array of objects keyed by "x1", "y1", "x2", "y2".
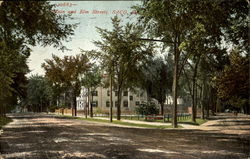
[{"x1": 135, "y1": 102, "x2": 159, "y2": 115}]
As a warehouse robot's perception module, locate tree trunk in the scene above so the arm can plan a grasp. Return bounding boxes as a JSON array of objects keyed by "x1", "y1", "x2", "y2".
[
  {"x1": 201, "y1": 84, "x2": 205, "y2": 120},
  {"x1": 73, "y1": 92, "x2": 77, "y2": 116},
  {"x1": 64, "y1": 92, "x2": 66, "y2": 108},
  {"x1": 90, "y1": 92, "x2": 93, "y2": 117},
  {"x1": 87, "y1": 88, "x2": 90, "y2": 115},
  {"x1": 195, "y1": 83, "x2": 198, "y2": 118},
  {"x1": 191, "y1": 57, "x2": 200, "y2": 122},
  {"x1": 206, "y1": 87, "x2": 211, "y2": 118},
  {"x1": 71, "y1": 92, "x2": 74, "y2": 116},
  {"x1": 172, "y1": 53, "x2": 178, "y2": 128},
  {"x1": 161, "y1": 102, "x2": 164, "y2": 115},
  {"x1": 110, "y1": 73, "x2": 113, "y2": 122},
  {"x1": 3, "y1": 104, "x2": 6, "y2": 117},
  {"x1": 191, "y1": 78, "x2": 196, "y2": 122},
  {"x1": 117, "y1": 87, "x2": 122, "y2": 120},
  {"x1": 85, "y1": 99, "x2": 87, "y2": 119}
]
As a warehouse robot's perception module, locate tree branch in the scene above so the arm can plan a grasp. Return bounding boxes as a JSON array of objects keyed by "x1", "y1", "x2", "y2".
[{"x1": 136, "y1": 38, "x2": 174, "y2": 44}]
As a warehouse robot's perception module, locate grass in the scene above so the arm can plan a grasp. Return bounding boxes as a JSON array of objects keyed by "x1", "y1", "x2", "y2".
[
  {"x1": 178, "y1": 118, "x2": 207, "y2": 125},
  {"x1": 0, "y1": 116, "x2": 12, "y2": 129},
  {"x1": 56, "y1": 115, "x2": 181, "y2": 129}
]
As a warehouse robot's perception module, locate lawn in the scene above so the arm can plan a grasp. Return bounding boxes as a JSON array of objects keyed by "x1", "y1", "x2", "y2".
[
  {"x1": 56, "y1": 115, "x2": 181, "y2": 129},
  {"x1": 0, "y1": 116, "x2": 12, "y2": 129},
  {"x1": 178, "y1": 118, "x2": 207, "y2": 125}
]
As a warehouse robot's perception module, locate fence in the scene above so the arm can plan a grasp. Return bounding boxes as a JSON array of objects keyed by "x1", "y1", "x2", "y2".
[
  {"x1": 54, "y1": 109, "x2": 191, "y2": 122},
  {"x1": 92, "y1": 113, "x2": 191, "y2": 122},
  {"x1": 55, "y1": 108, "x2": 74, "y2": 115}
]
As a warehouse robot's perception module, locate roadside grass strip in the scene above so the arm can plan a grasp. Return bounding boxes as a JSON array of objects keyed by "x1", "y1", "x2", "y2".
[
  {"x1": 178, "y1": 118, "x2": 207, "y2": 125},
  {"x1": 0, "y1": 116, "x2": 12, "y2": 129},
  {"x1": 55, "y1": 115, "x2": 182, "y2": 129}
]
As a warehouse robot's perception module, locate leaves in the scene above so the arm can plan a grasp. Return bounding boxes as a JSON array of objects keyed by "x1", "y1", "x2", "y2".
[
  {"x1": 42, "y1": 54, "x2": 90, "y2": 85},
  {"x1": 215, "y1": 50, "x2": 249, "y2": 102}
]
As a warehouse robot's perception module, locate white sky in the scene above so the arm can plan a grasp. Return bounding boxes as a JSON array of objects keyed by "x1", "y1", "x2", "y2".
[{"x1": 27, "y1": 1, "x2": 141, "y2": 76}]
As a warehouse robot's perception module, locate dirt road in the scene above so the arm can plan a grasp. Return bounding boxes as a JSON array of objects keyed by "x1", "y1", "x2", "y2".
[{"x1": 0, "y1": 113, "x2": 249, "y2": 159}]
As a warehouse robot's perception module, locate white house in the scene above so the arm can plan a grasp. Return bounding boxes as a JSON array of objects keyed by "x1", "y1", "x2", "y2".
[{"x1": 76, "y1": 86, "x2": 148, "y2": 112}]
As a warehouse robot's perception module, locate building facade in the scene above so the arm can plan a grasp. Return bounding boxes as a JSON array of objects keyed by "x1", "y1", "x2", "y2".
[{"x1": 76, "y1": 86, "x2": 148, "y2": 113}]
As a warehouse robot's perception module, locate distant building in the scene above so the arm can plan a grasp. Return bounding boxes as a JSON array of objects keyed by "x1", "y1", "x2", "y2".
[
  {"x1": 76, "y1": 86, "x2": 148, "y2": 113},
  {"x1": 164, "y1": 95, "x2": 184, "y2": 105},
  {"x1": 164, "y1": 95, "x2": 189, "y2": 113}
]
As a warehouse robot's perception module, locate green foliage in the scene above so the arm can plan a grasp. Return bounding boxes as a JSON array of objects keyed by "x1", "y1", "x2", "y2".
[
  {"x1": 42, "y1": 54, "x2": 90, "y2": 114},
  {"x1": 142, "y1": 55, "x2": 173, "y2": 105},
  {"x1": 48, "y1": 105, "x2": 58, "y2": 112},
  {"x1": 215, "y1": 50, "x2": 249, "y2": 112},
  {"x1": 0, "y1": 1, "x2": 76, "y2": 115},
  {"x1": 0, "y1": 1, "x2": 76, "y2": 50},
  {"x1": 0, "y1": 116, "x2": 12, "y2": 129},
  {"x1": 42, "y1": 54, "x2": 90, "y2": 92},
  {"x1": 134, "y1": 0, "x2": 248, "y2": 125},
  {"x1": 24, "y1": 75, "x2": 53, "y2": 112},
  {"x1": 135, "y1": 102, "x2": 159, "y2": 115},
  {"x1": 85, "y1": 16, "x2": 155, "y2": 119},
  {"x1": 81, "y1": 65, "x2": 102, "y2": 90},
  {"x1": 88, "y1": 16, "x2": 155, "y2": 89}
]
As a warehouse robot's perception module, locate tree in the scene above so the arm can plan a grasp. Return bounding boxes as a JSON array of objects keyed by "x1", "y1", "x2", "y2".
[
  {"x1": 134, "y1": 0, "x2": 248, "y2": 127},
  {"x1": 215, "y1": 49, "x2": 249, "y2": 114},
  {"x1": 141, "y1": 55, "x2": 173, "y2": 115},
  {"x1": 0, "y1": 1, "x2": 76, "y2": 115},
  {"x1": 24, "y1": 75, "x2": 53, "y2": 112},
  {"x1": 85, "y1": 16, "x2": 154, "y2": 120},
  {"x1": 0, "y1": 40, "x2": 29, "y2": 116},
  {"x1": 81, "y1": 66, "x2": 102, "y2": 118},
  {"x1": 42, "y1": 54, "x2": 90, "y2": 116},
  {"x1": 135, "y1": 0, "x2": 202, "y2": 127}
]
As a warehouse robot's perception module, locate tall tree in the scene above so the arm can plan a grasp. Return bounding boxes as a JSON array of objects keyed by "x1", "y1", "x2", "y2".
[
  {"x1": 24, "y1": 75, "x2": 53, "y2": 112},
  {"x1": 85, "y1": 16, "x2": 154, "y2": 120},
  {"x1": 0, "y1": 1, "x2": 75, "y2": 115},
  {"x1": 81, "y1": 66, "x2": 102, "y2": 118},
  {"x1": 141, "y1": 56, "x2": 173, "y2": 115},
  {"x1": 135, "y1": 0, "x2": 202, "y2": 127},
  {"x1": 134, "y1": 0, "x2": 248, "y2": 127},
  {"x1": 42, "y1": 54, "x2": 90, "y2": 116},
  {"x1": 215, "y1": 49, "x2": 249, "y2": 114}
]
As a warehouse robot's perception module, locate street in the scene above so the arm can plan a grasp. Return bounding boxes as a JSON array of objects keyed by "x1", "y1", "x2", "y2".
[{"x1": 0, "y1": 113, "x2": 249, "y2": 159}]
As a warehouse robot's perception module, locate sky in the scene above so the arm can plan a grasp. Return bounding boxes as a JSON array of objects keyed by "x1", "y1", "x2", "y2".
[{"x1": 27, "y1": 1, "x2": 141, "y2": 76}]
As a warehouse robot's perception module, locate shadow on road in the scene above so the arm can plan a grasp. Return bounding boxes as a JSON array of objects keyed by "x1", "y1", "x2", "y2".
[{"x1": 0, "y1": 114, "x2": 249, "y2": 159}]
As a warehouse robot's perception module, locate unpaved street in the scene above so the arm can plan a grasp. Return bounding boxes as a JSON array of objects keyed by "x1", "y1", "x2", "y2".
[{"x1": 0, "y1": 113, "x2": 249, "y2": 159}]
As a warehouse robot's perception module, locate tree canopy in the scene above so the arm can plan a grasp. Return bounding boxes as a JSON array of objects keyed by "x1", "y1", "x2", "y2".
[
  {"x1": 42, "y1": 54, "x2": 90, "y2": 116},
  {"x1": 215, "y1": 50, "x2": 249, "y2": 113},
  {"x1": 85, "y1": 16, "x2": 155, "y2": 120},
  {"x1": 0, "y1": 1, "x2": 76, "y2": 115}
]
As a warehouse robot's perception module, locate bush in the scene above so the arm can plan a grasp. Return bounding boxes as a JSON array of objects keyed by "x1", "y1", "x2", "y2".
[
  {"x1": 0, "y1": 116, "x2": 12, "y2": 129},
  {"x1": 48, "y1": 105, "x2": 58, "y2": 112},
  {"x1": 135, "y1": 102, "x2": 159, "y2": 115}
]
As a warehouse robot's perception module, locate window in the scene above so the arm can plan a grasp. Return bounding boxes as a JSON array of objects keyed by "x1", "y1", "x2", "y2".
[
  {"x1": 115, "y1": 91, "x2": 118, "y2": 96},
  {"x1": 107, "y1": 90, "x2": 110, "y2": 96},
  {"x1": 129, "y1": 96, "x2": 133, "y2": 101},
  {"x1": 115, "y1": 101, "x2": 118, "y2": 107},
  {"x1": 123, "y1": 101, "x2": 128, "y2": 107},
  {"x1": 92, "y1": 91, "x2": 98, "y2": 96},
  {"x1": 106, "y1": 101, "x2": 110, "y2": 107},
  {"x1": 135, "y1": 101, "x2": 140, "y2": 106},
  {"x1": 92, "y1": 101, "x2": 98, "y2": 107},
  {"x1": 123, "y1": 91, "x2": 128, "y2": 96}
]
